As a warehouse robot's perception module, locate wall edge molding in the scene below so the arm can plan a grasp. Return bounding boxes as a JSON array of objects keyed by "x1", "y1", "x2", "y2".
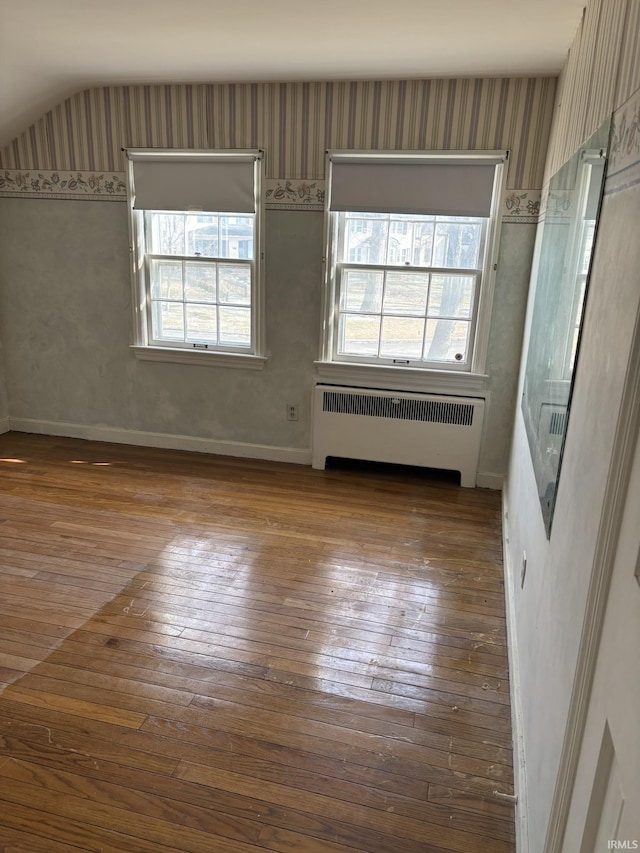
[
  {"x1": 502, "y1": 482, "x2": 530, "y2": 853},
  {"x1": 6, "y1": 418, "x2": 311, "y2": 466}
]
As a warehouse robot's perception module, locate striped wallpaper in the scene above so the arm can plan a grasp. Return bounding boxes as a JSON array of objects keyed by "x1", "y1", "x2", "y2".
[
  {"x1": 0, "y1": 78, "x2": 557, "y2": 190},
  {"x1": 544, "y1": 0, "x2": 640, "y2": 182}
]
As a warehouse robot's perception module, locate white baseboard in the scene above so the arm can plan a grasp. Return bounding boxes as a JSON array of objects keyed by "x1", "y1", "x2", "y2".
[
  {"x1": 502, "y1": 484, "x2": 529, "y2": 853},
  {"x1": 4, "y1": 416, "x2": 500, "y2": 483},
  {"x1": 7, "y1": 417, "x2": 311, "y2": 466},
  {"x1": 476, "y1": 471, "x2": 504, "y2": 490}
]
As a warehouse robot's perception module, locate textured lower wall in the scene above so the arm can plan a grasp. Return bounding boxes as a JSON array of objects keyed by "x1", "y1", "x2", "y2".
[
  {"x1": 0, "y1": 336, "x2": 8, "y2": 424},
  {"x1": 479, "y1": 223, "x2": 536, "y2": 478},
  {"x1": 0, "y1": 197, "x2": 531, "y2": 477},
  {"x1": 0, "y1": 201, "x2": 321, "y2": 452}
]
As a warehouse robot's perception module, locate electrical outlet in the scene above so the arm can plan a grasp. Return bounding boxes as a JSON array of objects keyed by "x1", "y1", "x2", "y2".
[
  {"x1": 520, "y1": 551, "x2": 527, "y2": 588},
  {"x1": 287, "y1": 404, "x2": 298, "y2": 421}
]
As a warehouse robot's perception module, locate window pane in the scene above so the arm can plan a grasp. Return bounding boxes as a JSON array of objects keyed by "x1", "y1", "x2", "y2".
[
  {"x1": 389, "y1": 219, "x2": 409, "y2": 235},
  {"x1": 347, "y1": 218, "x2": 374, "y2": 237},
  {"x1": 186, "y1": 213, "x2": 219, "y2": 257},
  {"x1": 150, "y1": 213, "x2": 185, "y2": 255},
  {"x1": 341, "y1": 270, "x2": 384, "y2": 313},
  {"x1": 150, "y1": 260, "x2": 183, "y2": 300},
  {"x1": 380, "y1": 317, "x2": 424, "y2": 358},
  {"x1": 186, "y1": 304, "x2": 217, "y2": 342},
  {"x1": 365, "y1": 218, "x2": 390, "y2": 264},
  {"x1": 219, "y1": 306, "x2": 251, "y2": 346},
  {"x1": 220, "y1": 216, "x2": 254, "y2": 260},
  {"x1": 387, "y1": 220, "x2": 415, "y2": 266},
  {"x1": 154, "y1": 302, "x2": 184, "y2": 341},
  {"x1": 184, "y1": 262, "x2": 217, "y2": 303},
  {"x1": 428, "y1": 275, "x2": 475, "y2": 319},
  {"x1": 424, "y1": 319, "x2": 470, "y2": 362},
  {"x1": 580, "y1": 222, "x2": 595, "y2": 274},
  {"x1": 344, "y1": 217, "x2": 388, "y2": 265},
  {"x1": 413, "y1": 222, "x2": 434, "y2": 266},
  {"x1": 433, "y1": 221, "x2": 482, "y2": 268},
  {"x1": 340, "y1": 314, "x2": 381, "y2": 356},
  {"x1": 387, "y1": 240, "x2": 412, "y2": 266},
  {"x1": 219, "y1": 264, "x2": 251, "y2": 305},
  {"x1": 383, "y1": 272, "x2": 429, "y2": 315}
]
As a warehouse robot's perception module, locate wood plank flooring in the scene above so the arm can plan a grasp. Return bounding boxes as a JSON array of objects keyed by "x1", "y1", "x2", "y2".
[{"x1": 0, "y1": 432, "x2": 514, "y2": 851}]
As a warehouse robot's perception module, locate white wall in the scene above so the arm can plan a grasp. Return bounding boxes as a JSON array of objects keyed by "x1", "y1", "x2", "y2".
[{"x1": 504, "y1": 0, "x2": 640, "y2": 849}]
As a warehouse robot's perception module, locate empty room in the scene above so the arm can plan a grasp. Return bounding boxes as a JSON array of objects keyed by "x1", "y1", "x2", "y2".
[{"x1": 0, "y1": 0, "x2": 639, "y2": 851}]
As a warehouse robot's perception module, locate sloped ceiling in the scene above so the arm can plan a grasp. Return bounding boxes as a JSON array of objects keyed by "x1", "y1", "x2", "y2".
[{"x1": 0, "y1": 0, "x2": 585, "y2": 148}]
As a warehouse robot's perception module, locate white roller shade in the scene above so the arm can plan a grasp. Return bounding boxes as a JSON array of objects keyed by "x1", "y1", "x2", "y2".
[
  {"x1": 329, "y1": 156, "x2": 502, "y2": 217},
  {"x1": 129, "y1": 151, "x2": 258, "y2": 213}
]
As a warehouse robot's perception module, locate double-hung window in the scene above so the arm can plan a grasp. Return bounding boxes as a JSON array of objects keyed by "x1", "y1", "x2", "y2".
[
  {"x1": 320, "y1": 152, "x2": 505, "y2": 381},
  {"x1": 126, "y1": 149, "x2": 265, "y2": 367}
]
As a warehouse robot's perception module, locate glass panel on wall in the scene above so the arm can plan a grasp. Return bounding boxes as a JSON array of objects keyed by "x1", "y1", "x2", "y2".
[{"x1": 521, "y1": 118, "x2": 611, "y2": 537}]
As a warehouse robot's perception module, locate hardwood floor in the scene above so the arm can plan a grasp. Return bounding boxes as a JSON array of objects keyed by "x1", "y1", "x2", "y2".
[{"x1": 0, "y1": 432, "x2": 514, "y2": 852}]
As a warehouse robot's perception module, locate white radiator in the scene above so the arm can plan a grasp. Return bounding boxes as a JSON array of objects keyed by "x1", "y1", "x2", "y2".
[{"x1": 311, "y1": 385, "x2": 485, "y2": 487}]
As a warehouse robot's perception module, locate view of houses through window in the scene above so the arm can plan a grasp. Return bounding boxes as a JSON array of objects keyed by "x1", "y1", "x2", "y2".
[
  {"x1": 335, "y1": 212, "x2": 487, "y2": 366},
  {"x1": 146, "y1": 212, "x2": 254, "y2": 348}
]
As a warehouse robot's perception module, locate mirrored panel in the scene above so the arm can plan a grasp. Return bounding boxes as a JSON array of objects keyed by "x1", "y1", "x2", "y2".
[{"x1": 522, "y1": 119, "x2": 610, "y2": 537}]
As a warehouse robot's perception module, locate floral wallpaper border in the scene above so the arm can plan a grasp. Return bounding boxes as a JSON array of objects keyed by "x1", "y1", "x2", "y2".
[
  {"x1": 0, "y1": 169, "x2": 542, "y2": 222},
  {"x1": 0, "y1": 170, "x2": 127, "y2": 199},
  {"x1": 538, "y1": 186, "x2": 574, "y2": 222},
  {"x1": 264, "y1": 179, "x2": 325, "y2": 210},
  {"x1": 501, "y1": 190, "x2": 541, "y2": 223},
  {"x1": 606, "y1": 87, "x2": 640, "y2": 196}
]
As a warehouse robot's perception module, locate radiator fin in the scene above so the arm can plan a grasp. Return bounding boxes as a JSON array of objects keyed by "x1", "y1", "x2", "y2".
[
  {"x1": 549, "y1": 411, "x2": 567, "y2": 436},
  {"x1": 322, "y1": 391, "x2": 475, "y2": 426}
]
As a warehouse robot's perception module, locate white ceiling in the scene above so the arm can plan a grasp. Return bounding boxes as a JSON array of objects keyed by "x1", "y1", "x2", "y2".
[{"x1": 0, "y1": 0, "x2": 585, "y2": 149}]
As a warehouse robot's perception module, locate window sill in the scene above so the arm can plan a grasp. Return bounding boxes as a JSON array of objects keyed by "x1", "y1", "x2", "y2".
[
  {"x1": 314, "y1": 361, "x2": 489, "y2": 396},
  {"x1": 131, "y1": 346, "x2": 267, "y2": 369}
]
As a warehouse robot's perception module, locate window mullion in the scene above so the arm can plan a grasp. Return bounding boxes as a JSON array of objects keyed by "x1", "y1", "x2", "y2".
[
  {"x1": 147, "y1": 254, "x2": 244, "y2": 266},
  {"x1": 215, "y1": 263, "x2": 221, "y2": 346},
  {"x1": 383, "y1": 214, "x2": 391, "y2": 267},
  {"x1": 334, "y1": 265, "x2": 343, "y2": 360},
  {"x1": 377, "y1": 270, "x2": 389, "y2": 359},
  {"x1": 421, "y1": 271, "x2": 432, "y2": 360},
  {"x1": 181, "y1": 260, "x2": 187, "y2": 343},
  {"x1": 412, "y1": 220, "x2": 420, "y2": 264},
  {"x1": 337, "y1": 262, "x2": 481, "y2": 277}
]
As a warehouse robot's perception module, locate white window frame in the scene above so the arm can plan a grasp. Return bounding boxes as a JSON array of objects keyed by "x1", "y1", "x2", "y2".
[
  {"x1": 317, "y1": 150, "x2": 507, "y2": 394},
  {"x1": 333, "y1": 213, "x2": 487, "y2": 371},
  {"x1": 125, "y1": 149, "x2": 266, "y2": 369}
]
